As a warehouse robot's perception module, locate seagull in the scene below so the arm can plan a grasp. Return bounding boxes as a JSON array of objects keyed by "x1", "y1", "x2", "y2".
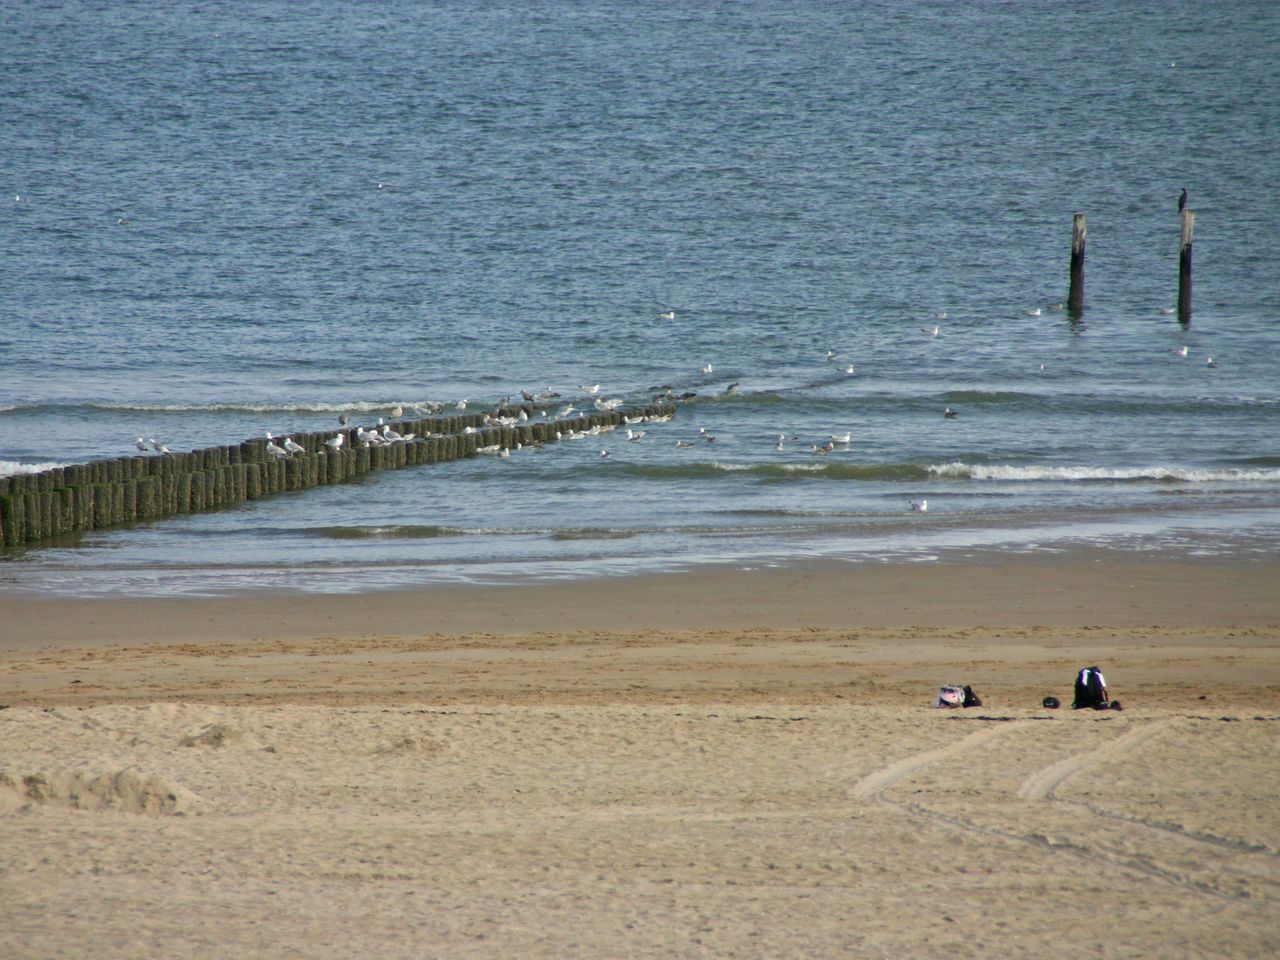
[
  {"x1": 380, "y1": 424, "x2": 402, "y2": 441},
  {"x1": 844, "y1": 364, "x2": 855, "y2": 375},
  {"x1": 675, "y1": 439, "x2": 695, "y2": 449},
  {"x1": 700, "y1": 362, "x2": 713, "y2": 375},
  {"x1": 921, "y1": 326, "x2": 940, "y2": 337},
  {"x1": 659, "y1": 310, "x2": 677, "y2": 320},
  {"x1": 826, "y1": 350, "x2": 839, "y2": 362},
  {"x1": 1173, "y1": 345, "x2": 1189, "y2": 357},
  {"x1": 811, "y1": 442, "x2": 833, "y2": 455},
  {"x1": 1179, "y1": 187, "x2": 1188, "y2": 212},
  {"x1": 775, "y1": 433, "x2": 785, "y2": 451},
  {"x1": 830, "y1": 432, "x2": 852, "y2": 444},
  {"x1": 600, "y1": 448, "x2": 611, "y2": 458},
  {"x1": 135, "y1": 437, "x2": 149, "y2": 453},
  {"x1": 149, "y1": 438, "x2": 171, "y2": 454},
  {"x1": 390, "y1": 405, "x2": 403, "y2": 418},
  {"x1": 325, "y1": 433, "x2": 344, "y2": 450},
  {"x1": 626, "y1": 428, "x2": 646, "y2": 441},
  {"x1": 1048, "y1": 303, "x2": 1064, "y2": 311},
  {"x1": 283, "y1": 436, "x2": 305, "y2": 455},
  {"x1": 580, "y1": 384, "x2": 601, "y2": 394},
  {"x1": 944, "y1": 407, "x2": 958, "y2": 419},
  {"x1": 338, "y1": 412, "x2": 350, "y2": 426},
  {"x1": 265, "y1": 439, "x2": 288, "y2": 459},
  {"x1": 934, "y1": 311, "x2": 948, "y2": 320},
  {"x1": 908, "y1": 499, "x2": 928, "y2": 513},
  {"x1": 457, "y1": 399, "x2": 467, "y2": 410},
  {"x1": 724, "y1": 381, "x2": 740, "y2": 395},
  {"x1": 699, "y1": 427, "x2": 716, "y2": 443},
  {"x1": 1206, "y1": 356, "x2": 1217, "y2": 368},
  {"x1": 1025, "y1": 307, "x2": 1042, "y2": 317}
]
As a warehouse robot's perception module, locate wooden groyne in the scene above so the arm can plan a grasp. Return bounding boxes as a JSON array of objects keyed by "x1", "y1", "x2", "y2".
[{"x1": 0, "y1": 402, "x2": 674, "y2": 548}]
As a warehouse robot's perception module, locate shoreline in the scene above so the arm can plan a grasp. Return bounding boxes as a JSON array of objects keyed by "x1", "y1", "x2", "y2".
[
  {"x1": 3, "y1": 553, "x2": 1278, "y2": 651},
  {"x1": 3, "y1": 554, "x2": 1277, "y2": 711}
]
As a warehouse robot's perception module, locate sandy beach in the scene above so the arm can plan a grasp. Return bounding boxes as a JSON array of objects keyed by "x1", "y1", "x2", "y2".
[{"x1": 2, "y1": 556, "x2": 1278, "y2": 958}]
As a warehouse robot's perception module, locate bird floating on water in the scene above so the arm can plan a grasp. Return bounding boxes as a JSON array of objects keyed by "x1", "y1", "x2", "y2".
[
  {"x1": 921, "y1": 326, "x2": 939, "y2": 337},
  {"x1": 908, "y1": 499, "x2": 928, "y2": 513},
  {"x1": 944, "y1": 407, "x2": 958, "y2": 420},
  {"x1": 1025, "y1": 307, "x2": 1042, "y2": 317},
  {"x1": 700, "y1": 363, "x2": 713, "y2": 375},
  {"x1": 830, "y1": 432, "x2": 852, "y2": 444},
  {"x1": 659, "y1": 311, "x2": 677, "y2": 320},
  {"x1": 1173, "y1": 345, "x2": 1189, "y2": 357},
  {"x1": 1206, "y1": 356, "x2": 1217, "y2": 368}
]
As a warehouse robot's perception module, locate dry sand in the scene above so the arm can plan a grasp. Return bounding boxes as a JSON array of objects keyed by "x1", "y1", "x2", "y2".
[{"x1": 1, "y1": 556, "x2": 1278, "y2": 958}]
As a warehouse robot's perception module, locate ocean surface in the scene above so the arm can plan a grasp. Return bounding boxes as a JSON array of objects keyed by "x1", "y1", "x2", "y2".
[{"x1": 3, "y1": 1, "x2": 1278, "y2": 598}]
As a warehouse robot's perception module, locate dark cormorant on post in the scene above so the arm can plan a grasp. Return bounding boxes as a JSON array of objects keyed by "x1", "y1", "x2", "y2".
[{"x1": 1179, "y1": 187, "x2": 1188, "y2": 212}]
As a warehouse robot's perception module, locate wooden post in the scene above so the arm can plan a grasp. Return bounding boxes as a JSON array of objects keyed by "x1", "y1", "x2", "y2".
[
  {"x1": 1067, "y1": 213, "x2": 1086, "y2": 316},
  {"x1": 1178, "y1": 209, "x2": 1194, "y2": 325}
]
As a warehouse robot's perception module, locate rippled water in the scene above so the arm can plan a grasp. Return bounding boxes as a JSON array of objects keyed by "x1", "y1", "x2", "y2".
[{"x1": 3, "y1": 1, "x2": 1278, "y2": 596}]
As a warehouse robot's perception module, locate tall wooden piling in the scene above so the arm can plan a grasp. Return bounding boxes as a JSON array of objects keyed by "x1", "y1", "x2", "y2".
[
  {"x1": 1067, "y1": 212, "x2": 1086, "y2": 316},
  {"x1": 1178, "y1": 209, "x2": 1194, "y2": 325}
]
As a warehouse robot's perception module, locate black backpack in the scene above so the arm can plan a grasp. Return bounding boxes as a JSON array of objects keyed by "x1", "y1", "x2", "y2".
[{"x1": 1072, "y1": 666, "x2": 1109, "y2": 709}]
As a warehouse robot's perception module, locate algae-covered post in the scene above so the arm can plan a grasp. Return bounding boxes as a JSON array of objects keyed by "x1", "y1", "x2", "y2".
[
  {"x1": 1067, "y1": 212, "x2": 1086, "y2": 317},
  {"x1": 1178, "y1": 208, "x2": 1194, "y2": 325}
]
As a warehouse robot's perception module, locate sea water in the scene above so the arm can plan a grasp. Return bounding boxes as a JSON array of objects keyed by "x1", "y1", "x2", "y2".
[{"x1": 2, "y1": 1, "x2": 1278, "y2": 597}]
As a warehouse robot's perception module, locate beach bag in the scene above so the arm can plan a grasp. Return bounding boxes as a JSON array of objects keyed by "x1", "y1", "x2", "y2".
[
  {"x1": 935, "y1": 685, "x2": 965, "y2": 708},
  {"x1": 1072, "y1": 666, "x2": 1109, "y2": 710}
]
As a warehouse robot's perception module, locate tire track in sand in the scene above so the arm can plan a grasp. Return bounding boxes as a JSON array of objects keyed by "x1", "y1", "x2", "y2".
[
  {"x1": 852, "y1": 725, "x2": 1010, "y2": 800},
  {"x1": 851, "y1": 719, "x2": 1248, "y2": 901},
  {"x1": 1016, "y1": 719, "x2": 1171, "y2": 801}
]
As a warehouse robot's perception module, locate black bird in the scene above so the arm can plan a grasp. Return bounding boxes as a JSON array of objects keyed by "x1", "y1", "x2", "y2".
[{"x1": 1178, "y1": 187, "x2": 1188, "y2": 212}]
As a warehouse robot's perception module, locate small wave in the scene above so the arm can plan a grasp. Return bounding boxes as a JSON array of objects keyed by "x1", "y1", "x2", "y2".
[
  {"x1": 307, "y1": 525, "x2": 546, "y2": 540},
  {"x1": 550, "y1": 528, "x2": 637, "y2": 541},
  {"x1": 929, "y1": 462, "x2": 1280, "y2": 483},
  {"x1": 613, "y1": 460, "x2": 932, "y2": 482},
  {"x1": 0, "y1": 460, "x2": 69, "y2": 478}
]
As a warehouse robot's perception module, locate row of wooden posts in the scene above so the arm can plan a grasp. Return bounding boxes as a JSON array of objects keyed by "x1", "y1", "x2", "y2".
[
  {"x1": 0, "y1": 402, "x2": 675, "y2": 548},
  {"x1": 1067, "y1": 208, "x2": 1195, "y2": 321}
]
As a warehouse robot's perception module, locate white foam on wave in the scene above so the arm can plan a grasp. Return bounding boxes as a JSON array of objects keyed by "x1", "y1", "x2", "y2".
[
  {"x1": 91, "y1": 400, "x2": 426, "y2": 414},
  {"x1": 1, "y1": 460, "x2": 68, "y2": 478},
  {"x1": 929, "y1": 461, "x2": 1280, "y2": 483}
]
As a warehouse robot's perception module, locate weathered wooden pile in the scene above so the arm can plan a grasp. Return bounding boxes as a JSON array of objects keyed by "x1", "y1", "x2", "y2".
[{"x1": 0, "y1": 402, "x2": 674, "y2": 548}]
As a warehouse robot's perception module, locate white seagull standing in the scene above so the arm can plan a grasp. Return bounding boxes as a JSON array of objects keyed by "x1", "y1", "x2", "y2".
[
  {"x1": 283, "y1": 436, "x2": 306, "y2": 456},
  {"x1": 266, "y1": 438, "x2": 288, "y2": 459},
  {"x1": 135, "y1": 437, "x2": 149, "y2": 453},
  {"x1": 325, "y1": 433, "x2": 344, "y2": 450}
]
